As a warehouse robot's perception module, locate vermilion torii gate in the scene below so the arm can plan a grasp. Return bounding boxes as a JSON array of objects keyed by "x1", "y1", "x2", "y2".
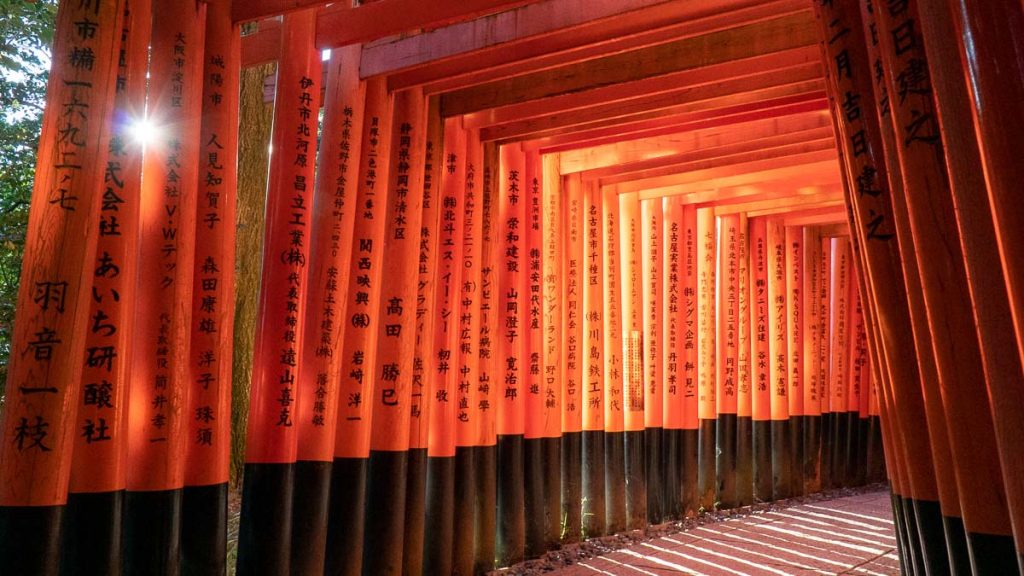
[{"x1": 1, "y1": 0, "x2": 1023, "y2": 574}]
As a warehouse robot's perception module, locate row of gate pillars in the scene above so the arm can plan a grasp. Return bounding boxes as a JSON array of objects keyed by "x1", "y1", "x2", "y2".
[{"x1": 0, "y1": 0, "x2": 1023, "y2": 575}]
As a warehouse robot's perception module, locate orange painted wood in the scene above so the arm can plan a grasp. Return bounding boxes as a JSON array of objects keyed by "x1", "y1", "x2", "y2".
[
  {"x1": 368, "y1": 88, "x2": 427, "y2": 453},
  {"x1": 874, "y1": 0, "x2": 1012, "y2": 537},
  {"x1": 814, "y1": 236, "x2": 831, "y2": 417},
  {"x1": 427, "y1": 117, "x2": 465, "y2": 458},
  {"x1": 439, "y1": 11, "x2": 817, "y2": 117},
  {"x1": 561, "y1": 173, "x2": 584, "y2": 434},
  {"x1": 811, "y1": 0, "x2": 939, "y2": 504},
  {"x1": 766, "y1": 220, "x2": 788, "y2": 422},
  {"x1": 922, "y1": 0, "x2": 1024, "y2": 543},
  {"x1": 127, "y1": 0, "x2": 204, "y2": 490},
  {"x1": 315, "y1": 0, "x2": 539, "y2": 49},
  {"x1": 619, "y1": 192, "x2": 645, "y2": 432},
  {"x1": 662, "y1": 197, "x2": 684, "y2": 429},
  {"x1": 716, "y1": 214, "x2": 740, "y2": 416},
  {"x1": 696, "y1": 208, "x2": 717, "y2": 421},
  {"x1": 641, "y1": 200, "x2": 663, "y2": 429},
  {"x1": 239, "y1": 19, "x2": 280, "y2": 68},
  {"x1": 600, "y1": 185, "x2": 625, "y2": 434},
  {"x1": 410, "y1": 98, "x2": 443, "y2": 451},
  {"x1": 67, "y1": 0, "x2": 147, "y2": 496},
  {"x1": 456, "y1": 128, "x2": 486, "y2": 447},
  {"x1": 784, "y1": 226, "x2": 803, "y2": 418},
  {"x1": 749, "y1": 218, "x2": 771, "y2": 422},
  {"x1": 582, "y1": 180, "x2": 605, "y2": 433},
  {"x1": 297, "y1": 45, "x2": 366, "y2": 461},
  {"x1": 523, "y1": 149, "x2": 546, "y2": 440},
  {"x1": 243, "y1": 10, "x2": 320, "y2": 465},
  {"x1": 186, "y1": 0, "x2": 238, "y2": 486},
  {"x1": 477, "y1": 142, "x2": 501, "y2": 447},
  {"x1": 828, "y1": 238, "x2": 850, "y2": 417},
  {"x1": 497, "y1": 143, "x2": 527, "y2": 437},
  {"x1": 801, "y1": 229, "x2": 822, "y2": 419},
  {"x1": 736, "y1": 214, "x2": 752, "y2": 420},
  {"x1": 541, "y1": 154, "x2": 564, "y2": 439},
  {"x1": 844, "y1": 282, "x2": 864, "y2": 417},
  {"x1": 333, "y1": 77, "x2": 393, "y2": 459},
  {"x1": 681, "y1": 205, "x2": 700, "y2": 430}
]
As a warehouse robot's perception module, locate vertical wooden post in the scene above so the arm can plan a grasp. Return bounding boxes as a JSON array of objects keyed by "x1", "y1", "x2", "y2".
[
  {"x1": 815, "y1": 234, "x2": 832, "y2": 492},
  {"x1": 641, "y1": 199, "x2": 663, "y2": 522},
  {"x1": 323, "y1": 76, "x2": 392, "y2": 576},
  {"x1": 696, "y1": 207, "x2": 717, "y2": 510},
  {"x1": 842, "y1": 276, "x2": 863, "y2": 487},
  {"x1": 541, "y1": 153, "x2": 565, "y2": 548},
  {"x1": 620, "y1": 191, "x2": 647, "y2": 527},
  {"x1": 582, "y1": 178, "x2": 606, "y2": 537},
  {"x1": 681, "y1": 204, "x2": 700, "y2": 515},
  {"x1": 523, "y1": 149, "x2": 548, "y2": 556},
  {"x1": 473, "y1": 142, "x2": 499, "y2": 573},
  {"x1": 453, "y1": 127, "x2": 483, "y2": 574},
  {"x1": 182, "y1": 0, "x2": 236, "y2": 572},
  {"x1": 828, "y1": 237, "x2": 851, "y2": 491},
  {"x1": 422, "y1": 116, "x2": 463, "y2": 576},
  {"x1": 851, "y1": 282, "x2": 870, "y2": 486},
  {"x1": 602, "y1": 184, "x2": 627, "y2": 532},
  {"x1": 126, "y1": 2, "x2": 204, "y2": 573},
  {"x1": 561, "y1": 169, "x2": 584, "y2": 542},
  {"x1": 62, "y1": 1, "x2": 145, "y2": 573},
  {"x1": 749, "y1": 218, "x2": 772, "y2": 502},
  {"x1": 662, "y1": 197, "x2": 684, "y2": 518},
  {"x1": 766, "y1": 219, "x2": 790, "y2": 500},
  {"x1": 362, "y1": 87, "x2": 427, "y2": 576},
  {"x1": 496, "y1": 143, "x2": 526, "y2": 566},
  {"x1": 801, "y1": 227, "x2": 823, "y2": 494},
  {"x1": 784, "y1": 226, "x2": 804, "y2": 496},
  {"x1": 735, "y1": 214, "x2": 753, "y2": 506},
  {"x1": 810, "y1": 1, "x2": 947, "y2": 567},
  {"x1": 715, "y1": 214, "x2": 740, "y2": 509},
  {"x1": 405, "y1": 95, "x2": 442, "y2": 576}
]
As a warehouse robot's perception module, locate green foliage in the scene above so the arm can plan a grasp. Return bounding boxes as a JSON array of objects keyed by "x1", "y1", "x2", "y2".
[{"x1": 0, "y1": 0, "x2": 57, "y2": 390}]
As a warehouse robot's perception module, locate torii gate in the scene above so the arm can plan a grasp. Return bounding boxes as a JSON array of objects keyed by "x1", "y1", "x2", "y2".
[{"x1": 1, "y1": 0, "x2": 1023, "y2": 575}]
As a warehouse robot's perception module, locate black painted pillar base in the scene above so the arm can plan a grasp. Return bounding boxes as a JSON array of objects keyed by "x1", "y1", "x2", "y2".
[
  {"x1": 663, "y1": 428, "x2": 682, "y2": 519},
  {"x1": 423, "y1": 455, "x2": 454, "y2": 575},
  {"x1": 542, "y1": 437, "x2": 562, "y2": 550},
  {"x1": 453, "y1": 446, "x2": 477, "y2": 575},
  {"x1": 967, "y1": 530, "x2": 1020, "y2": 575},
  {"x1": 182, "y1": 482, "x2": 228, "y2": 576},
  {"x1": 941, "y1": 514, "x2": 971, "y2": 575},
  {"x1": 820, "y1": 412, "x2": 834, "y2": 489},
  {"x1": 867, "y1": 416, "x2": 885, "y2": 484},
  {"x1": 736, "y1": 417, "x2": 753, "y2": 506},
  {"x1": 752, "y1": 419, "x2": 772, "y2": 503},
  {"x1": 126, "y1": 488, "x2": 183, "y2": 576},
  {"x1": 624, "y1": 430, "x2": 646, "y2": 529},
  {"x1": 524, "y1": 437, "x2": 546, "y2": 559},
  {"x1": 62, "y1": 491, "x2": 121, "y2": 576},
  {"x1": 832, "y1": 411, "x2": 847, "y2": 487},
  {"x1": 290, "y1": 461, "x2": 331, "y2": 576},
  {"x1": 645, "y1": 427, "x2": 663, "y2": 523},
  {"x1": 716, "y1": 414, "x2": 737, "y2": 510},
  {"x1": 560, "y1": 432, "x2": 583, "y2": 543},
  {"x1": 582, "y1": 430, "x2": 606, "y2": 538},
  {"x1": 789, "y1": 415, "x2": 804, "y2": 496},
  {"x1": 363, "y1": 451, "x2": 409, "y2": 575},
  {"x1": 697, "y1": 418, "x2": 716, "y2": 511},
  {"x1": 325, "y1": 457, "x2": 367, "y2": 576},
  {"x1": 770, "y1": 420, "x2": 791, "y2": 500},
  {"x1": 496, "y1": 434, "x2": 524, "y2": 567},
  {"x1": 912, "y1": 498, "x2": 951, "y2": 576},
  {"x1": 473, "y1": 445, "x2": 497, "y2": 574},
  {"x1": 2, "y1": 505, "x2": 62, "y2": 576},
  {"x1": 803, "y1": 415, "x2": 822, "y2": 494},
  {"x1": 681, "y1": 428, "x2": 698, "y2": 517},
  {"x1": 605, "y1": 431, "x2": 627, "y2": 533},
  {"x1": 403, "y1": 448, "x2": 427, "y2": 576},
  {"x1": 855, "y1": 416, "x2": 870, "y2": 486},
  {"x1": 891, "y1": 494, "x2": 913, "y2": 576}
]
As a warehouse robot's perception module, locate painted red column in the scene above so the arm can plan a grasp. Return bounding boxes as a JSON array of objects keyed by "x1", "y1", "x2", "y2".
[
  {"x1": 784, "y1": 225, "x2": 804, "y2": 496},
  {"x1": 735, "y1": 213, "x2": 753, "y2": 505},
  {"x1": 695, "y1": 207, "x2": 717, "y2": 509},
  {"x1": 716, "y1": 214, "x2": 740, "y2": 508},
  {"x1": 766, "y1": 218, "x2": 790, "y2": 499},
  {"x1": 603, "y1": 184, "x2": 626, "y2": 531},
  {"x1": 749, "y1": 217, "x2": 772, "y2": 501},
  {"x1": 662, "y1": 197, "x2": 685, "y2": 517},
  {"x1": 681, "y1": 204, "x2": 700, "y2": 515},
  {"x1": 541, "y1": 154, "x2": 565, "y2": 545},
  {"x1": 641, "y1": 199, "x2": 664, "y2": 522},
  {"x1": 580, "y1": 178, "x2": 606, "y2": 536},
  {"x1": 619, "y1": 191, "x2": 646, "y2": 528},
  {"x1": 561, "y1": 168, "x2": 583, "y2": 542}
]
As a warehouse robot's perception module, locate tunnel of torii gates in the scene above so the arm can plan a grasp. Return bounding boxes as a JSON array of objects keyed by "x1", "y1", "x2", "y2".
[{"x1": 1, "y1": 0, "x2": 1024, "y2": 574}]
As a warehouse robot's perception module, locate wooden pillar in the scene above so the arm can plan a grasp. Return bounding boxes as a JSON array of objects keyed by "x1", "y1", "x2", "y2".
[
  {"x1": 496, "y1": 143, "x2": 526, "y2": 566},
  {"x1": 422, "y1": 116, "x2": 464, "y2": 576},
  {"x1": 715, "y1": 214, "x2": 740, "y2": 509},
  {"x1": 801, "y1": 228, "x2": 823, "y2": 494},
  {"x1": 842, "y1": 275, "x2": 863, "y2": 487},
  {"x1": 810, "y1": 1, "x2": 946, "y2": 567},
  {"x1": 620, "y1": 191, "x2": 647, "y2": 527},
  {"x1": 662, "y1": 197, "x2": 684, "y2": 518},
  {"x1": 828, "y1": 237, "x2": 851, "y2": 491},
  {"x1": 696, "y1": 207, "x2": 717, "y2": 510},
  {"x1": 749, "y1": 218, "x2": 772, "y2": 502},
  {"x1": 561, "y1": 169, "x2": 584, "y2": 542},
  {"x1": 680, "y1": 204, "x2": 700, "y2": 516},
  {"x1": 815, "y1": 234, "x2": 832, "y2": 491},
  {"x1": 873, "y1": 0, "x2": 1017, "y2": 568},
  {"x1": 541, "y1": 154, "x2": 565, "y2": 547},
  {"x1": 405, "y1": 95, "x2": 442, "y2": 576},
  {"x1": 473, "y1": 142, "x2": 499, "y2": 573},
  {"x1": 362, "y1": 87, "x2": 426, "y2": 575},
  {"x1": 62, "y1": 1, "x2": 145, "y2": 573},
  {"x1": 784, "y1": 226, "x2": 804, "y2": 496},
  {"x1": 453, "y1": 127, "x2": 483, "y2": 574},
  {"x1": 580, "y1": 178, "x2": 606, "y2": 537},
  {"x1": 766, "y1": 219, "x2": 790, "y2": 500},
  {"x1": 641, "y1": 199, "x2": 663, "y2": 522},
  {"x1": 603, "y1": 185, "x2": 627, "y2": 532},
  {"x1": 126, "y1": 2, "x2": 204, "y2": 573},
  {"x1": 181, "y1": 0, "x2": 236, "y2": 572},
  {"x1": 323, "y1": 76, "x2": 392, "y2": 576},
  {"x1": 849, "y1": 282, "x2": 869, "y2": 486},
  {"x1": 735, "y1": 214, "x2": 753, "y2": 506}
]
